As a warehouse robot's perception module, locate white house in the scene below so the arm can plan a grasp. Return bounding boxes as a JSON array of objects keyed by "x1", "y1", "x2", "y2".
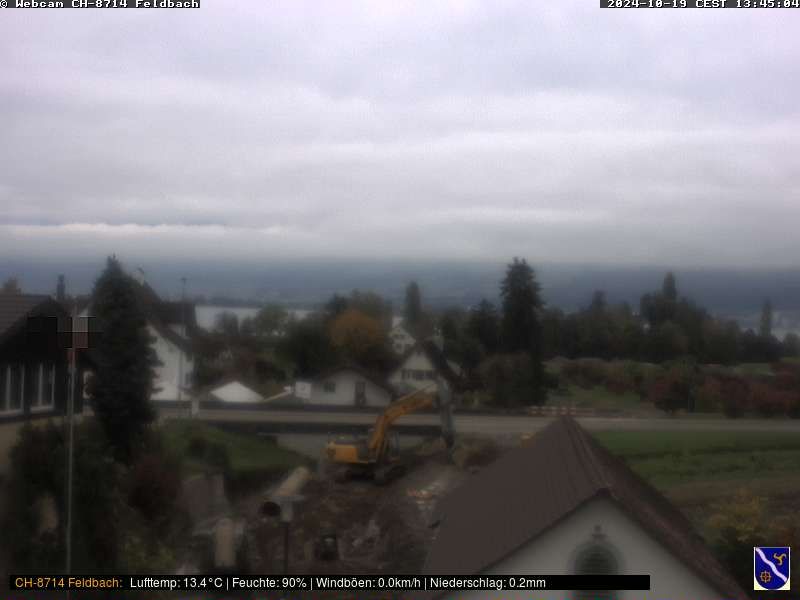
[
  {"x1": 389, "y1": 324, "x2": 417, "y2": 355},
  {"x1": 388, "y1": 340, "x2": 462, "y2": 394},
  {"x1": 81, "y1": 275, "x2": 196, "y2": 403},
  {"x1": 149, "y1": 321, "x2": 194, "y2": 401},
  {"x1": 296, "y1": 366, "x2": 394, "y2": 408},
  {"x1": 205, "y1": 380, "x2": 264, "y2": 404},
  {"x1": 421, "y1": 417, "x2": 748, "y2": 600}
]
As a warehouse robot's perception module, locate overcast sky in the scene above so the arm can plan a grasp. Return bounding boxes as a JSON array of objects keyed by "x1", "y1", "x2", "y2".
[{"x1": 1, "y1": 1, "x2": 799, "y2": 268}]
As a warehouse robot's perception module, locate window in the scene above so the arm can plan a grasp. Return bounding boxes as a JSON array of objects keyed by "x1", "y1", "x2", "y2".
[
  {"x1": 0, "y1": 365, "x2": 5, "y2": 411},
  {"x1": 354, "y1": 380, "x2": 366, "y2": 407},
  {"x1": 33, "y1": 364, "x2": 55, "y2": 410},
  {"x1": 28, "y1": 364, "x2": 42, "y2": 409},
  {"x1": 323, "y1": 381, "x2": 336, "y2": 393},
  {"x1": 573, "y1": 543, "x2": 618, "y2": 600},
  {"x1": 2, "y1": 364, "x2": 24, "y2": 413}
]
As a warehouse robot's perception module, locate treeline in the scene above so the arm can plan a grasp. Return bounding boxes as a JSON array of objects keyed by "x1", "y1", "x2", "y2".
[
  {"x1": 195, "y1": 258, "x2": 550, "y2": 408},
  {"x1": 196, "y1": 262, "x2": 800, "y2": 409},
  {"x1": 195, "y1": 289, "x2": 398, "y2": 387},
  {"x1": 441, "y1": 272, "x2": 800, "y2": 375}
]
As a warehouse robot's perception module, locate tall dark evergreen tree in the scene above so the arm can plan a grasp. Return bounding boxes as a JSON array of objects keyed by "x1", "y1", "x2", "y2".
[
  {"x1": 589, "y1": 290, "x2": 607, "y2": 313},
  {"x1": 499, "y1": 258, "x2": 545, "y2": 404},
  {"x1": 662, "y1": 271, "x2": 678, "y2": 303},
  {"x1": 403, "y1": 281, "x2": 423, "y2": 331},
  {"x1": 324, "y1": 294, "x2": 349, "y2": 322},
  {"x1": 277, "y1": 316, "x2": 338, "y2": 378},
  {"x1": 88, "y1": 257, "x2": 157, "y2": 463},
  {"x1": 468, "y1": 299, "x2": 500, "y2": 355},
  {"x1": 500, "y1": 258, "x2": 543, "y2": 353},
  {"x1": 56, "y1": 275, "x2": 66, "y2": 301}
]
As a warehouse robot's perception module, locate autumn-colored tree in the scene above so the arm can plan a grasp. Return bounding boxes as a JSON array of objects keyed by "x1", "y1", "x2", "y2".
[
  {"x1": 718, "y1": 374, "x2": 750, "y2": 418},
  {"x1": 749, "y1": 382, "x2": 791, "y2": 418},
  {"x1": 329, "y1": 309, "x2": 391, "y2": 371},
  {"x1": 648, "y1": 364, "x2": 700, "y2": 414}
]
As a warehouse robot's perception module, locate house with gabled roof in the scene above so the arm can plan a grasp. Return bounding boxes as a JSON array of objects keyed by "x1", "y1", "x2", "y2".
[
  {"x1": 388, "y1": 339, "x2": 463, "y2": 395},
  {"x1": 0, "y1": 294, "x2": 93, "y2": 473},
  {"x1": 421, "y1": 417, "x2": 748, "y2": 600},
  {"x1": 81, "y1": 273, "x2": 196, "y2": 402},
  {"x1": 294, "y1": 365, "x2": 395, "y2": 408},
  {"x1": 390, "y1": 323, "x2": 417, "y2": 355},
  {"x1": 199, "y1": 378, "x2": 265, "y2": 404}
]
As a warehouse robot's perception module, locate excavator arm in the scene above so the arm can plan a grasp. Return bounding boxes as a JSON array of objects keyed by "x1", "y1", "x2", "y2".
[
  {"x1": 325, "y1": 380, "x2": 454, "y2": 483},
  {"x1": 367, "y1": 385, "x2": 436, "y2": 460}
]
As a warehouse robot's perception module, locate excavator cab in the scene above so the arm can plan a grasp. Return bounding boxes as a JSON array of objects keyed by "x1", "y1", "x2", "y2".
[{"x1": 324, "y1": 380, "x2": 453, "y2": 484}]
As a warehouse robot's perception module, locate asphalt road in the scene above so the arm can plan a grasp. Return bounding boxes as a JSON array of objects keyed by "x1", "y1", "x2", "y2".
[{"x1": 160, "y1": 408, "x2": 800, "y2": 434}]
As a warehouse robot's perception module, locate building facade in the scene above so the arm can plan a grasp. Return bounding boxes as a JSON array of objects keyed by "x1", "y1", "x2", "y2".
[
  {"x1": 298, "y1": 367, "x2": 394, "y2": 408},
  {"x1": 0, "y1": 295, "x2": 89, "y2": 474}
]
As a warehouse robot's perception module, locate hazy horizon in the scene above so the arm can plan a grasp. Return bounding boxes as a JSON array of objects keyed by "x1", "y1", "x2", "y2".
[{"x1": 4, "y1": 258, "x2": 800, "y2": 325}]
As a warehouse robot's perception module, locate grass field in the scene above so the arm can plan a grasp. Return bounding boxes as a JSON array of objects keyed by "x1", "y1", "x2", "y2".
[
  {"x1": 550, "y1": 385, "x2": 642, "y2": 411},
  {"x1": 595, "y1": 430, "x2": 800, "y2": 491},
  {"x1": 161, "y1": 420, "x2": 308, "y2": 476}
]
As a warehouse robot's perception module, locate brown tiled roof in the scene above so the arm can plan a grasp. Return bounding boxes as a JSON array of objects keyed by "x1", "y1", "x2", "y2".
[
  {"x1": 422, "y1": 417, "x2": 748, "y2": 600},
  {"x1": 0, "y1": 294, "x2": 52, "y2": 340}
]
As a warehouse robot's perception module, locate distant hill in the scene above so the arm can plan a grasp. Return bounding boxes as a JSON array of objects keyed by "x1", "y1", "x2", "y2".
[{"x1": 3, "y1": 258, "x2": 800, "y2": 316}]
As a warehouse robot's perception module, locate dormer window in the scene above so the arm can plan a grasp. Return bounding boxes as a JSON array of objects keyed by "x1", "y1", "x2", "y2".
[{"x1": 573, "y1": 527, "x2": 619, "y2": 600}]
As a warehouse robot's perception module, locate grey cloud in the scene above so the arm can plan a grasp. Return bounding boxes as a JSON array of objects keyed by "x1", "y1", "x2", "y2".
[{"x1": 0, "y1": 0, "x2": 799, "y2": 267}]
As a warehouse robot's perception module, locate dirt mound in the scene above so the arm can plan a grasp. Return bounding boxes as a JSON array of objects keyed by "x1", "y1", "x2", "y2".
[{"x1": 449, "y1": 435, "x2": 501, "y2": 470}]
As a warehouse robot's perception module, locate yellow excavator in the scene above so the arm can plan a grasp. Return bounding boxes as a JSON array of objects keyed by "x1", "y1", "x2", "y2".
[{"x1": 324, "y1": 380, "x2": 454, "y2": 484}]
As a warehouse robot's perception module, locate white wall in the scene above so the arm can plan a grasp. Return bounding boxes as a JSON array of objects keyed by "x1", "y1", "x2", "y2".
[
  {"x1": 149, "y1": 325, "x2": 195, "y2": 401},
  {"x1": 390, "y1": 326, "x2": 416, "y2": 355},
  {"x1": 389, "y1": 349, "x2": 438, "y2": 391},
  {"x1": 309, "y1": 370, "x2": 391, "y2": 407},
  {"x1": 439, "y1": 496, "x2": 724, "y2": 600}
]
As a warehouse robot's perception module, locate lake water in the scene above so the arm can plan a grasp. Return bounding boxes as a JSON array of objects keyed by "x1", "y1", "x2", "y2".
[
  {"x1": 195, "y1": 305, "x2": 312, "y2": 330},
  {"x1": 195, "y1": 305, "x2": 402, "y2": 331}
]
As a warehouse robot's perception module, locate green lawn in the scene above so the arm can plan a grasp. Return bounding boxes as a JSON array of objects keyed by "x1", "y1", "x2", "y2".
[
  {"x1": 595, "y1": 430, "x2": 800, "y2": 490},
  {"x1": 725, "y1": 362, "x2": 774, "y2": 377},
  {"x1": 160, "y1": 420, "x2": 308, "y2": 476}
]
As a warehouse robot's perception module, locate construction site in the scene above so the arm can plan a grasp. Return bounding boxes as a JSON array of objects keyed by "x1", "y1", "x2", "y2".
[{"x1": 175, "y1": 384, "x2": 504, "y2": 598}]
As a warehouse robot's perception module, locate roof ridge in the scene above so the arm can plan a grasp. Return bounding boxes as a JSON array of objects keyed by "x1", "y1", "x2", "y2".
[{"x1": 562, "y1": 416, "x2": 610, "y2": 491}]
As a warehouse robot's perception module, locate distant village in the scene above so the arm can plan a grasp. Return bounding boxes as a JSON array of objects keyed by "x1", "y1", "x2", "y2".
[{"x1": 1, "y1": 258, "x2": 799, "y2": 600}]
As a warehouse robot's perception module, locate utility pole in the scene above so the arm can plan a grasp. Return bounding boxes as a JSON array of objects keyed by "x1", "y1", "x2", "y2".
[
  {"x1": 65, "y1": 305, "x2": 77, "y2": 600},
  {"x1": 177, "y1": 277, "x2": 186, "y2": 404}
]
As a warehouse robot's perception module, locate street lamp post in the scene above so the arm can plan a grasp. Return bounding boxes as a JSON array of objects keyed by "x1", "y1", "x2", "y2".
[{"x1": 65, "y1": 306, "x2": 77, "y2": 600}]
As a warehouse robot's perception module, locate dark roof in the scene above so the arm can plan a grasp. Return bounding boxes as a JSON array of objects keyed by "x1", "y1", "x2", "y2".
[
  {"x1": 85, "y1": 279, "x2": 196, "y2": 354},
  {"x1": 133, "y1": 283, "x2": 196, "y2": 353},
  {"x1": 395, "y1": 340, "x2": 462, "y2": 386},
  {"x1": 313, "y1": 364, "x2": 395, "y2": 396},
  {"x1": 57, "y1": 295, "x2": 91, "y2": 316},
  {"x1": 154, "y1": 301, "x2": 198, "y2": 330},
  {"x1": 423, "y1": 417, "x2": 748, "y2": 600},
  {"x1": 0, "y1": 294, "x2": 52, "y2": 338}
]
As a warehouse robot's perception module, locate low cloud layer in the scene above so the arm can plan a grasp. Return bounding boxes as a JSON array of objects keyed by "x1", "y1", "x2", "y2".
[{"x1": 2, "y1": 1, "x2": 799, "y2": 267}]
